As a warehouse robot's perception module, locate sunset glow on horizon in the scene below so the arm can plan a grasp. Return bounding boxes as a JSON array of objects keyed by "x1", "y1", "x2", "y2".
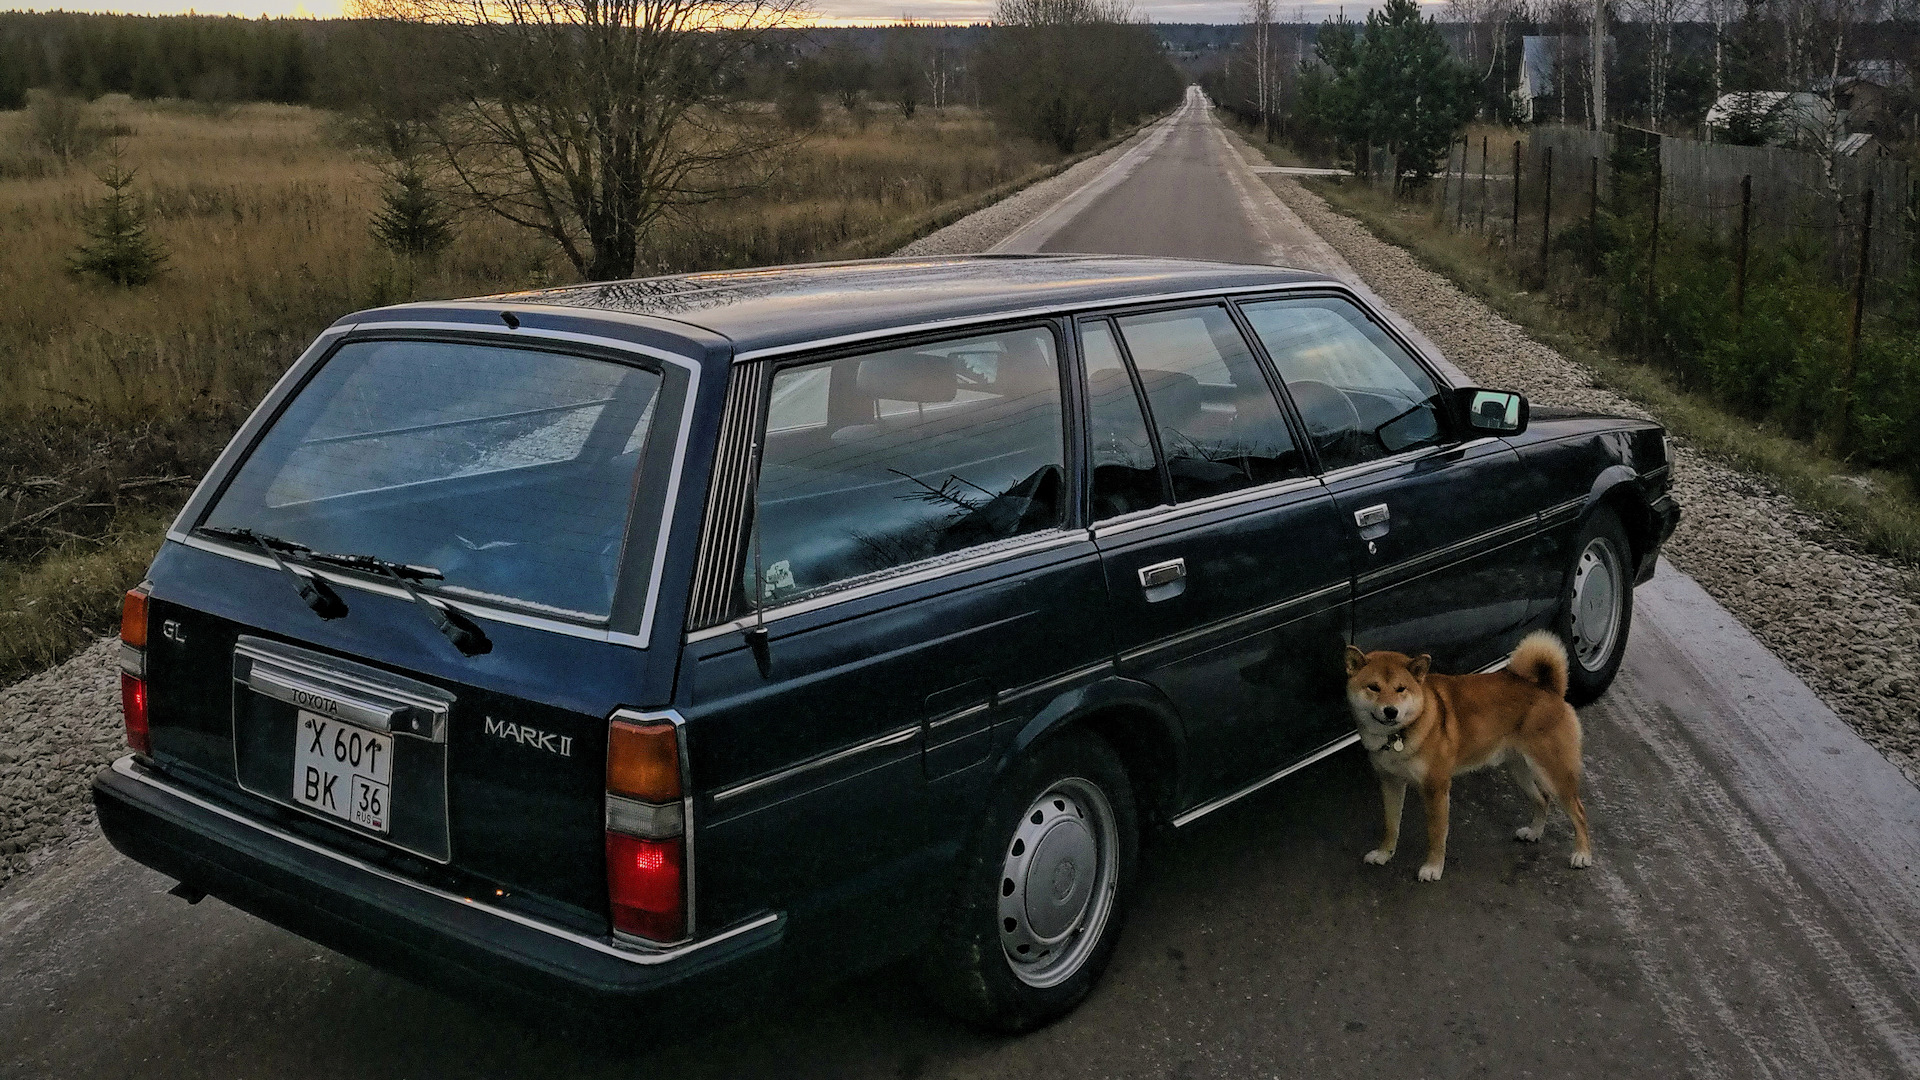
[{"x1": 7, "y1": 0, "x2": 1422, "y2": 23}]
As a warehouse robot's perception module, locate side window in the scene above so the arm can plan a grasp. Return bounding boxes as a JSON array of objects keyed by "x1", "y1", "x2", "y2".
[
  {"x1": 1113, "y1": 305, "x2": 1306, "y2": 503},
  {"x1": 1239, "y1": 296, "x2": 1449, "y2": 471},
  {"x1": 1080, "y1": 320, "x2": 1167, "y2": 521},
  {"x1": 747, "y1": 327, "x2": 1066, "y2": 605}
]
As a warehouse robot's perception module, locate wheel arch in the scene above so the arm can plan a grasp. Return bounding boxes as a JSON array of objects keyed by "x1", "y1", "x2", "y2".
[
  {"x1": 1003, "y1": 676, "x2": 1188, "y2": 828},
  {"x1": 1581, "y1": 466, "x2": 1657, "y2": 572}
]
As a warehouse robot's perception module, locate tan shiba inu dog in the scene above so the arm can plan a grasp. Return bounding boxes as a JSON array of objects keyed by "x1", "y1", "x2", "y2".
[{"x1": 1344, "y1": 631, "x2": 1592, "y2": 882}]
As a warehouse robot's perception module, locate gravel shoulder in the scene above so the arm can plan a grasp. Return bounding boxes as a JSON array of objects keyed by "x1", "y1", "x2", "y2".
[
  {"x1": 1258, "y1": 170, "x2": 1920, "y2": 789},
  {"x1": 0, "y1": 638, "x2": 120, "y2": 891}
]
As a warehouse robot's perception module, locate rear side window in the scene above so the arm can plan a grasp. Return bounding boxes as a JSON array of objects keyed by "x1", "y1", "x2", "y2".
[
  {"x1": 202, "y1": 338, "x2": 666, "y2": 620},
  {"x1": 1239, "y1": 296, "x2": 1448, "y2": 470},
  {"x1": 1113, "y1": 306, "x2": 1306, "y2": 502},
  {"x1": 747, "y1": 327, "x2": 1066, "y2": 605},
  {"x1": 1080, "y1": 320, "x2": 1167, "y2": 521}
]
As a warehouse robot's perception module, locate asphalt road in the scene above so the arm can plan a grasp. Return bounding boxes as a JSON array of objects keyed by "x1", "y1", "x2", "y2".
[{"x1": 5, "y1": 91, "x2": 1920, "y2": 1080}]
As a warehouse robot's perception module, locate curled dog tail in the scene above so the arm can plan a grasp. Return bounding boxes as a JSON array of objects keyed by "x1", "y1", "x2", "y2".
[{"x1": 1508, "y1": 631, "x2": 1570, "y2": 700}]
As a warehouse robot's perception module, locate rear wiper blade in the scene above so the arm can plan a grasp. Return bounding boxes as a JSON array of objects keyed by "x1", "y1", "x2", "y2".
[
  {"x1": 200, "y1": 526, "x2": 347, "y2": 620},
  {"x1": 306, "y1": 551, "x2": 491, "y2": 657}
]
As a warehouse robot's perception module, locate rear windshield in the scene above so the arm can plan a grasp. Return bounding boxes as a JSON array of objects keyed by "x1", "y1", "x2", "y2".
[{"x1": 200, "y1": 337, "x2": 669, "y2": 621}]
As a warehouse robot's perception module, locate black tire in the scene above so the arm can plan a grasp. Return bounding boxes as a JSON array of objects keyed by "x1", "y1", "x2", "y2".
[
  {"x1": 919, "y1": 729, "x2": 1138, "y2": 1033},
  {"x1": 1556, "y1": 507, "x2": 1635, "y2": 705}
]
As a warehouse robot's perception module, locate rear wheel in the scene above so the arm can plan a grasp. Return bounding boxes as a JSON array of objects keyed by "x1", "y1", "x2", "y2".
[
  {"x1": 1557, "y1": 507, "x2": 1634, "y2": 705},
  {"x1": 920, "y1": 730, "x2": 1137, "y2": 1032}
]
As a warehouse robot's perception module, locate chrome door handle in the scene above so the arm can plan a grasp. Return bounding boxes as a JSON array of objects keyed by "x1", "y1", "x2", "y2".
[
  {"x1": 1353, "y1": 504, "x2": 1390, "y2": 529},
  {"x1": 1137, "y1": 558, "x2": 1186, "y2": 589}
]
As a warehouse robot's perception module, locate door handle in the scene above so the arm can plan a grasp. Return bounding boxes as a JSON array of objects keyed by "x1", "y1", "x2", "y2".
[
  {"x1": 1137, "y1": 558, "x2": 1186, "y2": 589},
  {"x1": 1353, "y1": 504, "x2": 1390, "y2": 529}
]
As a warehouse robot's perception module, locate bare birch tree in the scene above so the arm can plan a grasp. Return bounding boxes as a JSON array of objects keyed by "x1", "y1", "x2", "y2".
[{"x1": 353, "y1": 0, "x2": 810, "y2": 281}]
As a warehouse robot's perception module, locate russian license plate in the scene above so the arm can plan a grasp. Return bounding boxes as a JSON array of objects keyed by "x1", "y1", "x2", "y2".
[{"x1": 292, "y1": 711, "x2": 394, "y2": 834}]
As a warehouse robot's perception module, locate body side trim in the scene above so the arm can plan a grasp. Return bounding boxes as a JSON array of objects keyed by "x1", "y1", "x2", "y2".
[
  {"x1": 685, "y1": 531, "x2": 1090, "y2": 643},
  {"x1": 711, "y1": 725, "x2": 920, "y2": 804},
  {"x1": 1355, "y1": 514, "x2": 1539, "y2": 592},
  {"x1": 1171, "y1": 733, "x2": 1359, "y2": 827},
  {"x1": 1118, "y1": 581, "x2": 1348, "y2": 667}
]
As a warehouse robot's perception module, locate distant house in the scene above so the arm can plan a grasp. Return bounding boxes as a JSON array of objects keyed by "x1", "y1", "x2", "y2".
[
  {"x1": 1705, "y1": 91, "x2": 1837, "y2": 147},
  {"x1": 1514, "y1": 35, "x2": 1604, "y2": 123}
]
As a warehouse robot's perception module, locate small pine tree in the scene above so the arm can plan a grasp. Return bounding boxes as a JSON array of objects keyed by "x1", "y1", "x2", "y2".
[
  {"x1": 371, "y1": 169, "x2": 454, "y2": 258},
  {"x1": 69, "y1": 164, "x2": 167, "y2": 287}
]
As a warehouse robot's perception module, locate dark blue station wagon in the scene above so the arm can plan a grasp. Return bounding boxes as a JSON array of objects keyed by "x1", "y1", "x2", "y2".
[{"x1": 95, "y1": 255, "x2": 1679, "y2": 1031}]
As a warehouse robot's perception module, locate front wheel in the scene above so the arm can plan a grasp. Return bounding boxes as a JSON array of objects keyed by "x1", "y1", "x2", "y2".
[
  {"x1": 919, "y1": 730, "x2": 1138, "y2": 1032},
  {"x1": 1556, "y1": 507, "x2": 1634, "y2": 705}
]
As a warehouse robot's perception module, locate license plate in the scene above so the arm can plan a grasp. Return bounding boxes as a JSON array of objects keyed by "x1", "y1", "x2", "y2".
[{"x1": 292, "y1": 711, "x2": 394, "y2": 834}]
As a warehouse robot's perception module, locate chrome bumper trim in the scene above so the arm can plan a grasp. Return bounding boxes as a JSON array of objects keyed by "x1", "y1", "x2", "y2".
[{"x1": 107, "y1": 756, "x2": 778, "y2": 966}]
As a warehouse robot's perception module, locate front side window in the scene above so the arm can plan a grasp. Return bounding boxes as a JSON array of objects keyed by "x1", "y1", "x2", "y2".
[
  {"x1": 746, "y1": 326, "x2": 1067, "y2": 606},
  {"x1": 1113, "y1": 306, "x2": 1306, "y2": 502},
  {"x1": 1240, "y1": 296, "x2": 1448, "y2": 471},
  {"x1": 201, "y1": 338, "x2": 667, "y2": 621}
]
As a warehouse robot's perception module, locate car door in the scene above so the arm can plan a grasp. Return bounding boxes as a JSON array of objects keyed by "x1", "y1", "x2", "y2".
[
  {"x1": 678, "y1": 323, "x2": 1111, "y2": 948},
  {"x1": 1239, "y1": 293, "x2": 1536, "y2": 675},
  {"x1": 1082, "y1": 305, "x2": 1354, "y2": 802}
]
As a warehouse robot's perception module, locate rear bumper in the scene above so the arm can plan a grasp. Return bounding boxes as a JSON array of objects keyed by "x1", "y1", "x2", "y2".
[
  {"x1": 1637, "y1": 493, "x2": 1682, "y2": 585},
  {"x1": 92, "y1": 756, "x2": 783, "y2": 1017}
]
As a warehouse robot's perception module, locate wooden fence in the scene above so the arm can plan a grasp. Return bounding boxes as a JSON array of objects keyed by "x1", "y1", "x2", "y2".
[{"x1": 1435, "y1": 125, "x2": 1912, "y2": 286}]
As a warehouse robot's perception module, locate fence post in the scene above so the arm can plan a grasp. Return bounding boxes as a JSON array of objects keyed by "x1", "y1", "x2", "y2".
[
  {"x1": 1840, "y1": 186, "x2": 1875, "y2": 440},
  {"x1": 1479, "y1": 136, "x2": 1490, "y2": 234},
  {"x1": 1589, "y1": 156, "x2": 1600, "y2": 276},
  {"x1": 1456, "y1": 138, "x2": 1468, "y2": 230},
  {"x1": 1733, "y1": 174, "x2": 1751, "y2": 335},
  {"x1": 1511, "y1": 140, "x2": 1524, "y2": 247},
  {"x1": 1645, "y1": 156, "x2": 1662, "y2": 352},
  {"x1": 1540, "y1": 146, "x2": 1555, "y2": 278}
]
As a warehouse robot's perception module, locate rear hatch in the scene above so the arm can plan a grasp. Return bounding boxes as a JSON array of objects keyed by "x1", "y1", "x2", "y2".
[{"x1": 134, "y1": 328, "x2": 693, "y2": 936}]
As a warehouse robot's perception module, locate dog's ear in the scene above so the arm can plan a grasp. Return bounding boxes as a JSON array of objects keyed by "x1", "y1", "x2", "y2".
[
  {"x1": 1344, "y1": 645, "x2": 1367, "y2": 674},
  {"x1": 1407, "y1": 653, "x2": 1431, "y2": 681}
]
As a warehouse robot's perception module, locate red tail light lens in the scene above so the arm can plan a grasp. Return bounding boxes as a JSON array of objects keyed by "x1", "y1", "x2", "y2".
[
  {"x1": 607, "y1": 833, "x2": 684, "y2": 942},
  {"x1": 121, "y1": 671, "x2": 151, "y2": 756}
]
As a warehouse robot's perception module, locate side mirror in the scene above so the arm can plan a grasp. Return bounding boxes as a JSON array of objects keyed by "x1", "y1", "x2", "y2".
[{"x1": 1456, "y1": 388, "x2": 1528, "y2": 435}]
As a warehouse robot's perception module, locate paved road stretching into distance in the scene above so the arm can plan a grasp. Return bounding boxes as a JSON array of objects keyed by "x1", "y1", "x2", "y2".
[{"x1": 5, "y1": 89, "x2": 1919, "y2": 1080}]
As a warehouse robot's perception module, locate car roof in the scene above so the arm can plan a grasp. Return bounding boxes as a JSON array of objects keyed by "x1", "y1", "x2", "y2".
[{"x1": 471, "y1": 254, "x2": 1335, "y2": 358}]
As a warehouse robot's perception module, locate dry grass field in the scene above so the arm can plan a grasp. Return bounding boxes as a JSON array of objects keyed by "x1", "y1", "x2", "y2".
[{"x1": 0, "y1": 97, "x2": 1065, "y2": 682}]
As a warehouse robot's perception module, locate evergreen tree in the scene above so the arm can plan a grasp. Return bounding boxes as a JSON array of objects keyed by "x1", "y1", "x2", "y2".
[
  {"x1": 1299, "y1": 0, "x2": 1476, "y2": 191},
  {"x1": 69, "y1": 163, "x2": 168, "y2": 286},
  {"x1": 371, "y1": 168, "x2": 454, "y2": 258}
]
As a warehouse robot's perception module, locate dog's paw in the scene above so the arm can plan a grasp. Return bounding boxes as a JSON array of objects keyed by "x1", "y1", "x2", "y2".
[
  {"x1": 1363, "y1": 848, "x2": 1395, "y2": 865},
  {"x1": 1417, "y1": 862, "x2": 1444, "y2": 882},
  {"x1": 1515, "y1": 826, "x2": 1543, "y2": 842},
  {"x1": 1569, "y1": 850, "x2": 1593, "y2": 869}
]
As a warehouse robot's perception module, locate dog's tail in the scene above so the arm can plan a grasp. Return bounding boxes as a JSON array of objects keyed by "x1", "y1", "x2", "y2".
[{"x1": 1508, "y1": 631, "x2": 1570, "y2": 700}]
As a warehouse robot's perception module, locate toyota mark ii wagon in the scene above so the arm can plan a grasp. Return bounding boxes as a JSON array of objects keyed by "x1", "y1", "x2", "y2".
[{"x1": 94, "y1": 255, "x2": 1679, "y2": 1031}]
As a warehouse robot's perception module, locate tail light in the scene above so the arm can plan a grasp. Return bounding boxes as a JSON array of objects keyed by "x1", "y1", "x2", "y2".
[
  {"x1": 119, "y1": 586, "x2": 152, "y2": 756},
  {"x1": 605, "y1": 718, "x2": 687, "y2": 944}
]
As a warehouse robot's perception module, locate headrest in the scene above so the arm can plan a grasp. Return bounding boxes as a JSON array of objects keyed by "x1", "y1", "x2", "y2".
[
  {"x1": 989, "y1": 334, "x2": 1059, "y2": 399},
  {"x1": 1134, "y1": 368, "x2": 1203, "y2": 426},
  {"x1": 1287, "y1": 379, "x2": 1357, "y2": 436},
  {"x1": 857, "y1": 352, "x2": 956, "y2": 403}
]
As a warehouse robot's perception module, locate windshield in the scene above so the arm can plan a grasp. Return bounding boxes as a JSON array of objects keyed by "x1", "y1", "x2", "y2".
[{"x1": 200, "y1": 337, "x2": 669, "y2": 621}]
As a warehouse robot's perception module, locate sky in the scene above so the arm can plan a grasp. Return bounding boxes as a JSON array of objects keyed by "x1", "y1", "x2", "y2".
[{"x1": 11, "y1": 0, "x2": 1405, "y2": 24}]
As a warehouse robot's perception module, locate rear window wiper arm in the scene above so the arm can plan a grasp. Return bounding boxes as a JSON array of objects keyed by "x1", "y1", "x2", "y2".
[
  {"x1": 199, "y1": 526, "x2": 348, "y2": 620},
  {"x1": 304, "y1": 551, "x2": 492, "y2": 657}
]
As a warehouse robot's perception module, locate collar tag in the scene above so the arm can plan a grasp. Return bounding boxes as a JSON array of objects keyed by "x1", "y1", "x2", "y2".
[{"x1": 1389, "y1": 735, "x2": 1405, "y2": 753}]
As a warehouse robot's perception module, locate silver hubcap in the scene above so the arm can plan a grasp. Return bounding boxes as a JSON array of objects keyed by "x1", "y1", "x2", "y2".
[
  {"x1": 998, "y1": 777, "x2": 1118, "y2": 989},
  {"x1": 1570, "y1": 536, "x2": 1623, "y2": 671}
]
